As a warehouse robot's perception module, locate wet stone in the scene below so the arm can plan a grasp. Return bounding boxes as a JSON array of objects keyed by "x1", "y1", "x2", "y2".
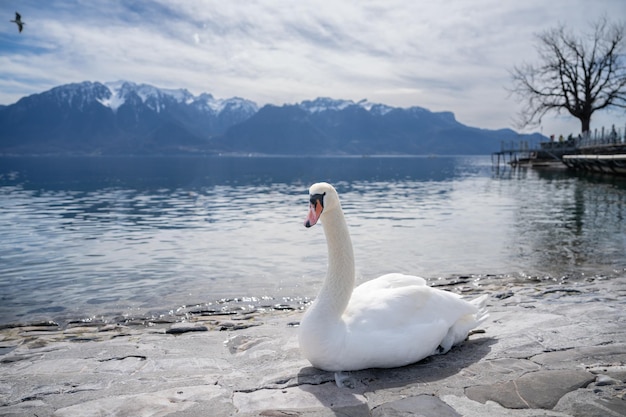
[
  {"x1": 67, "y1": 320, "x2": 104, "y2": 328},
  {"x1": 218, "y1": 321, "x2": 261, "y2": 331},
  {"x1": 273, "y1": 304, "x2": 295, "y2": 311},
  {"x1": 18, "y1": 326, "x2": 62, "y2": 335},
  {"x1": 0, "y1": 321, "x2": 59, "y2": 330},
  {"x1": 195, "y1": 309, "x2": 238, "y2": 317},
  {"x1": 493, "y1": 290, "x2": 514, "y2": 300},
  {"x1": 166, "y1": 323, "x2": 209, "y2": 334},
  {"x1": 539, "y1": 288, "x2": 583, "y2": 296},
  {"x1": 64, "y1": 326, "x2": 101, "y2": 334}
]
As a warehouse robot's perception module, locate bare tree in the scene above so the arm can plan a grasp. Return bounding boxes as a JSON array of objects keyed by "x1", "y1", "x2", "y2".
[{"x1": 510, "y1": 18, "x2": 626, "y2": 133}]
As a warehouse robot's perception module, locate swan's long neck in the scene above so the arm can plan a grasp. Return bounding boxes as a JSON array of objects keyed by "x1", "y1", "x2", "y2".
[{"x1": 313, "y1": 205, "x2": 355, "y2": 318}]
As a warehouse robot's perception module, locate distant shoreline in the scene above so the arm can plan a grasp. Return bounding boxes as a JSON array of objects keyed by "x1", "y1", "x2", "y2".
[{"x1": 0, "y1": 152, "x2": 490, "y2": 158}]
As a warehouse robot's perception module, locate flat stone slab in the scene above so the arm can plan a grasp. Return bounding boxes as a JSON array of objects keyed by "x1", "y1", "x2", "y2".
[
  {"x1": 532, "y1": 344, "x2": 626, "y2": 370},
  {"x1": 372, "y1": 394, "x2": 462, "y2": 417},
  {"x1": 233, "y1": 383, "x2": 368, "y2": 414},
  {"x1": 53, "y1": 385, "x2": 227, "y2": 417},
  {"x1": 465, "y1": 369, "x2": 596, "y2": 409}
]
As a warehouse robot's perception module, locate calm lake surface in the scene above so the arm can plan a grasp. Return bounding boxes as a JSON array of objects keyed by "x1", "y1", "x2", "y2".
[{"x1": 1, "y1": 155, "x2": 625, "y2": 326}]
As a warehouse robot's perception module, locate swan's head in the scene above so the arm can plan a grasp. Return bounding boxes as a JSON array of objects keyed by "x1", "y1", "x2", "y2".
[{"x1": 304, "y1": 182, "x2": 339, "y2": 228}]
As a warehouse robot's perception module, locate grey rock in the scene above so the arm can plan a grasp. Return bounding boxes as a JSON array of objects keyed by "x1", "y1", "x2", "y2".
[
  {"x1": 232, "y1": 383, "x2": 368, "y2": 413},
  {"x1": 594, "y1": 374, "x2": 621, "y2": 386},
  {"x1": 465, "y1": 369, "x2": 595, "y2": 409},
  {"x1": 166, "y1": 322, "x2": 209, "y2": 334},
  {"x1": 52, "y1": 385, "x2": 228, "y2": 417},
  {"x1": 554, "y1": 389, "x2": 626, "y2": 417},
  {"x1": 531, "y1": 344, "x2": 626, "y2": 370},
  {"x1": 372, "y1": 394, "x2": 462, "y2": 417},
  {"x1": 586, "y1": 363, "x2": 626, "y2": 382}
]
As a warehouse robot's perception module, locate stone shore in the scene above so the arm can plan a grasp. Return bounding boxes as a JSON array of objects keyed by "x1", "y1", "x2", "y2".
[{"x1": 1, "y1": 276, "x2": 625, "y2": 416}]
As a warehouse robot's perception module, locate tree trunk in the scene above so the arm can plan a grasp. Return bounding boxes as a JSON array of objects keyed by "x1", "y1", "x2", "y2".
[{"x1": 580, "y1": 116, "x2": 591, "y2": 134}]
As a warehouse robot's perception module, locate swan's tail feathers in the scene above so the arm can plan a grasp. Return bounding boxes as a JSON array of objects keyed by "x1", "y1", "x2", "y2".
[
  {"x1": 470, "y1": 294, "x2": 489, "y2": 325},
  {"x1": 439, "y1": 294, "x2": 490, "y2": 353}
]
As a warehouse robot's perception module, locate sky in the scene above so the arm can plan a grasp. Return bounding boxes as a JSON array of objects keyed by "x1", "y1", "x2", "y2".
[{"x1": 1, "y1": 0, "x2": 625, "y2": 138}]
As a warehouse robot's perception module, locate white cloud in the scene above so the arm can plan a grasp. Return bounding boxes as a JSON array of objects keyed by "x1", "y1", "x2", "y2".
[{"x1": 0, "y1": 0, "x2": 624, "y2": 135}]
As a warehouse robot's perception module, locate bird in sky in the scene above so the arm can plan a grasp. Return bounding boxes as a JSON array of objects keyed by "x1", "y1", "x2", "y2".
[{"x1": 10, "y1": 12, "x2": 24, "y2": 33}]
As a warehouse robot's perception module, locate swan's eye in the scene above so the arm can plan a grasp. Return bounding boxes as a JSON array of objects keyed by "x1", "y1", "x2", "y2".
[{"x1": 310, "y1": 193, "x2": 325, "y2": 208}]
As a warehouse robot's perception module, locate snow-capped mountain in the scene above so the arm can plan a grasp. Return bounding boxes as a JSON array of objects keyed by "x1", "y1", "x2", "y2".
[
  {"x1": 0, "y1": 81, "x2": 259, "y2": 154},
  {"x1": 16, "y1": 80, "x2": 258, "y2": 119},
  {"x1": 0, "y1": 81, "x2": 545, "y2": 155},
  {"x1": 102, "y1": 81, "x2": 194, "y2": 111},
  {"x1": 98, "y1": 81, "x2": 258, "y2": 116},
  {"x1": 298, "y1": 97, "x2": 394, "y2": 116},
  {"x1": 39, "y1": 81, "x2": 112, "y2": 111}
]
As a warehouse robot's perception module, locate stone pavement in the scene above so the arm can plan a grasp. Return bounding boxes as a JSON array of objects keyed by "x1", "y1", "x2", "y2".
[{"x1": 1, "y1": 276, "x2": 625, "y2": 416}]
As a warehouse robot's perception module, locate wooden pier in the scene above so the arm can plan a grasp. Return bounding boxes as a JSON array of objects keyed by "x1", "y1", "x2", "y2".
[
  {"x1": 491, "y1": 140, "x2": 575, "y2": 168},
  {"x1": 492, "y1": 124, "x2": 626, "y2": 175}
]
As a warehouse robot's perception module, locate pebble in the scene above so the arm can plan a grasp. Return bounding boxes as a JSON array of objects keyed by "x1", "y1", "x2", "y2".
[
  {"x1": 594, "y1": 374, "x2": 621, "y2": 386},
  {"x1": 166, "y1": 323, "x2": 209, "y2": 334}
]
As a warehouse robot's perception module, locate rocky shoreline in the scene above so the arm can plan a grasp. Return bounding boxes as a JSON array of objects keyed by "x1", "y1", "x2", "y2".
[{"x1": 1, "y1": 275, "x2": 625, "y2": 416}]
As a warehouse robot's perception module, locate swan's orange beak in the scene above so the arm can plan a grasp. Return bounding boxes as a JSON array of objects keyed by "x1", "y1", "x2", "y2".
[{"x1": 305, "y1": 201, "x2": 323, "y2": 228}]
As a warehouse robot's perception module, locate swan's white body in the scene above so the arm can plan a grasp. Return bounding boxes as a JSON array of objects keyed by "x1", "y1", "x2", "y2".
[{"x1": 299, "y1": 182, "x2": 488, "y2": 372}]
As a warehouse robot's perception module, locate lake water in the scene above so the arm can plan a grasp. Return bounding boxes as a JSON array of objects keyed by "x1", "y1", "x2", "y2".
[{"x1": 1, "y1": 155, "x2": 625, "y2": 326}]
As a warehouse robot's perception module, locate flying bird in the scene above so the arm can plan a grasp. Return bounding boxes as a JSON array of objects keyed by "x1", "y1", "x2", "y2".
[{"x1": 11, "y1": 12, "x2": 24, "y2": 33}]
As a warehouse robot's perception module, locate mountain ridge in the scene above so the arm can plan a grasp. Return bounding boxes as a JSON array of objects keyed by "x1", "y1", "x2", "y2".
[{"x1": 0, "y1": 81, "x2": 545, "y2": 155}]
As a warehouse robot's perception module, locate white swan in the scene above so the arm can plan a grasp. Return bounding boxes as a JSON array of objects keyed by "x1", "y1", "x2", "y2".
[{"x1": 299, "y1": 182, "x2": 488, "y2": 372}]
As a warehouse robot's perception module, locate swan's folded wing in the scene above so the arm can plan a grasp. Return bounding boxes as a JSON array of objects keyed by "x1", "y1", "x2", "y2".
[{"x1": 344, "y1": 279, "x2": 478, "y2": 331}]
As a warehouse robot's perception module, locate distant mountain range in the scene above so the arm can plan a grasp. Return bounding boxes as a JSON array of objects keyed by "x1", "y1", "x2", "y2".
[{"x1": 0, "y1": 81, "x2": 545, "y2": 155}]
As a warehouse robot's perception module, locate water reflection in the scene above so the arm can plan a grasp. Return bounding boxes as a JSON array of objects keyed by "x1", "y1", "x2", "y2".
[{"x1": 500, "y1": 167, "x2": 626, "y2": 277}]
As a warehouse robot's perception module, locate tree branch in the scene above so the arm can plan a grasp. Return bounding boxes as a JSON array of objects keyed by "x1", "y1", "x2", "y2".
[{"x1": 508, "y1": 18, "x2": 626, "y2": 132}]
